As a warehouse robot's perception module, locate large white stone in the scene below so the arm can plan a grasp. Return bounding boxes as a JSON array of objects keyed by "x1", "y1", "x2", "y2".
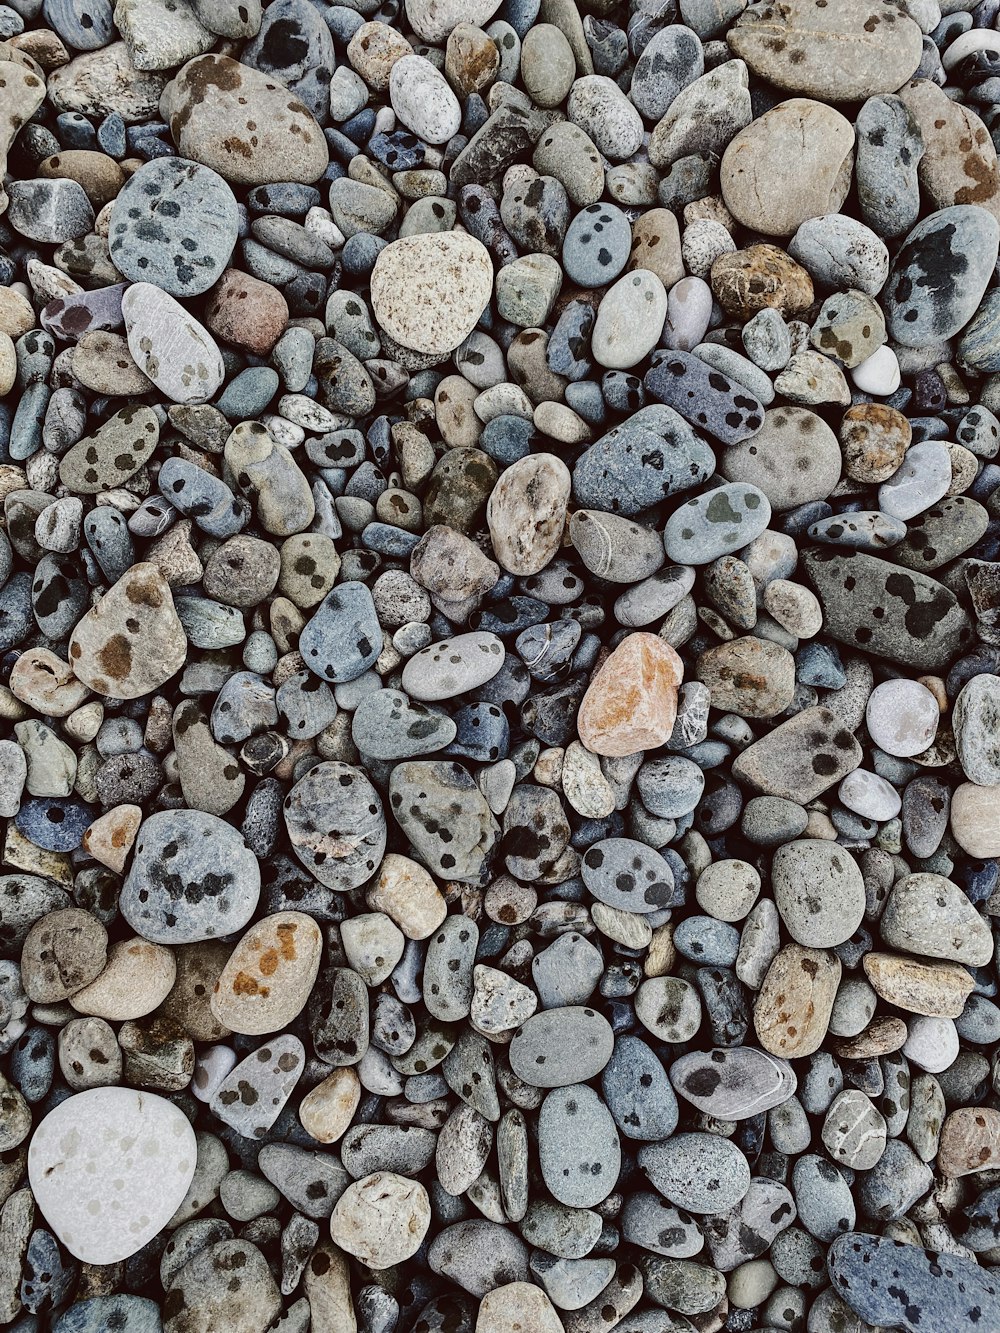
[
  {"x1": 369, "y1": 232, "x2": 493, "y2": 357},
  {"x1": 28, "y1": 1087, "x2": 197, "y2": 1263},
  {"x1": 123, "y1": 281, "x2": 224, "y2": 404}
]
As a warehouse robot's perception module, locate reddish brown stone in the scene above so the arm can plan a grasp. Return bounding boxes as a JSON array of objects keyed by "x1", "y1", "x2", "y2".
[
  {"x1": 204, "y1": 268, "x2": 288, "y2": 355},
  {"x1": 577, "y1": 632, "x2": 683, "y2": 757}
]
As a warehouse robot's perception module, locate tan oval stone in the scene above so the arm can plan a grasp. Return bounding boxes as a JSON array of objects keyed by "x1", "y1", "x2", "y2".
[
  {"x1": 829, "y1": 1015, "x2": 908, "y2": 1060},
  {"x1": 329, "y1": 1171, "x2": 430, "y2": 1269},
  {"x1": 486, "y1": 452, "x2": 571, "y2": 577},
  {"x1": 722, "y1": 406, "x2": 842, "y2": 512},
  {"x1": 70, "y1": 937, "x2": 176, "y2": 1020},
  {"x1": 951, "y1": 782, "x2": 1000, "y2": 858},
  {"x1": 937, "y1": 1107, "x2": 1000, "y2": 1178},
  {"x1": 862, "y1": 953, "x2": 975, "y2": 1019},
  {"x1": 728, "y1": 0, "x2": 923, "y2": 103},
  {"x1": 303, "y1": 1240, "x2": 357, "y2": 1332},
  {"x1": 370, "y1": 232, "x2": 493, "y2": 357},
  {"x1": 366, "y1": 852, "x2": 447, "y2": 939},
  {"x1": 711, "y1": 244, "x2": 814, "y2": 322},
  {"x1": 72, "y1": 330, "x2": 154, "y2": 396},
  {"x1": 475, "y1": 1283, "x2": 564, "y2": 1333},
  {"x1": 81, "y1": 804, "x2": 141, "y2": 874},
  {"x1": 300, "y1": 1067, "x2": 361, "y2": 1144},
  {"x1": 577, "y1": 632, "x2": 683, "y2": 758},
  {"x1": 211, "y1": 911, "x2": 322, "y2": 1036},
  {"x1": 69, "y1": 562, "x2": 186, "y2": 699},
  {"x1": 721, "y1": 99, "x2": 855, "y2": 238},
  {"x1": 754, "y1": 943, "x2": 841, "y2": 1059},
  {"x1": 697, "y1": 636, "x2": 796, "y2": 719}
]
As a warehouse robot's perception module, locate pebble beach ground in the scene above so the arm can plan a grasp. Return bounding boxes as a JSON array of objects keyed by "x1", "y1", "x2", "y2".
[{"x1": 2, "y1": 0, "x2": 1000, "y2": 1331}]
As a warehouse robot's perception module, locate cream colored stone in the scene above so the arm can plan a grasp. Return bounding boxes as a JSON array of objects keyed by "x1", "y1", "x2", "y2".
[
  {"x1": 300, "y1": 1068, "x2": 361, "y2": 1144},
  {"x1": 81, "y1": 804, "x2": 141, "y2": 874},
  {"x1": 70, "y1": 937, "x2": 176, "y2": 1020},
  {"x1": 366, "y1": 852, "x2": 447, "y2": 939},
  {"x1": 370, "y1": 232, "x2": 493, "y2": 357},
  {"x1": 210, "y1": 911, "x2": 323, "y2": 1036}
]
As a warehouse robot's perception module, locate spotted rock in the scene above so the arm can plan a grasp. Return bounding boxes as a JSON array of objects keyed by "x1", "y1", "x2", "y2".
[
  {"x1": 210, "y1": 911, "x2": 322, "y2": 1036},
  {"x1": 68, "y1": 562, "x2": 186, "y2": 699},
  {"x1": 284, "y1": 761, "x2": 386, "y2": 892},
  {"x1": 59, "y1": 404, "x2": 159, "y2": 495}
]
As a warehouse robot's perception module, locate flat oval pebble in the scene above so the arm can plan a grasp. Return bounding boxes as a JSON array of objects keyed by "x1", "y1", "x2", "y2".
[
  {"x1": 670, "y1": 1047, "x2": 796, "y2": 1120},
  {"x1": 508, "y1": 1006, "x2": 614, "y2": 1088},
  {"x1": 638, "y1": 1133, "x2": 751, "y2": 1215},
  {"x1": 370, "y1": 233, "x2": 494, "y2": 357}
]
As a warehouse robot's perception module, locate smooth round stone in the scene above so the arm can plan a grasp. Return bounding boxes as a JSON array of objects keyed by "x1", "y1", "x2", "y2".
[
  {"x1": 721, "y1": 407, "x2": 841, "y2": 511},
  {"x1": 60, "y1": 404, "x2": 159, "y2": 496},
  {"x1": 828, "y1": 1234, "x2": 1000, "y2": 1332},
  {"x1": 821, "y1": 1089, "x2": 888, "y2": 1171},
  {"x1": 389, "y1": 55, "x2": 460, "y2": 145},
  {"x1": 581, "y1": 838, "x2": 678, "y2": 914},
  {"x1": 630, "y1": 23, "x2": 703, "y2": 121},
  {"x1": 772, "y1": 839, "x2": 865, "y2": 947},
  {"x1": 866, "y1": 679, "x2": 939, "y2": 757},
  {"x1": 210, "y1": 911, "x2": 322, "y2": 1036},
  {"x1": 109, "y1": 157, "x2": 238, "y2": 297},
  {"x1": 638, "y1": 1132, "x2": 751, "y2": 1214},
  {"x1": 951, "y1": 783, "x2": 1000, "y2": 859},
  {"x1": 508, "y1": 1006, "x2": 614, "y2": 1088},
  {"x1": 728, "y1": 0, "x2": 923, "y2": 101},
  {"x1": 591, "y1": 269, "x2": 668, "y2": 370},
  {"x1": 68, "y1": 562, "x2": 185, "y2": 700},
  {"x1": 284, "y1": 761, "x2": 385, "y2": 891},
  {"x1": 123, "y1": 282, "x2": 224, "y2": 404},
  {"x1": 884, "y1": 205, "x2": 1000, "y2": 348},
  {"x1": 401, "y1": 632, "x2": 505, "y2": 702},
  {"x1": 793, "y1": 1154, "x2": 856, "y2": 1241},
  {"x1": 28, "y1": 1087, "x2": 196, "y2": 1263},
  {"x1": 637, "y1": 755, "x2": 704, "y2": 819},
  {"x1": 370, "y1": 233, "x2": 494, "y2": 357},
  {"x1": 902, "y1": 1015, "x2": 959, "y2": 1074},
  {"x1": 838, "y1": 769, "x2": 901, "y2": 822},
  {"x1": 352, "y1": 689, "x2": 457, "y2": 762},
  {"x1": 562, "y1": 203, "x2": 631, "y2": 288},
  {"x1": 695, "y1": 859, "x2": 761, "y2": 922},
  {"x1": 878, "y1": 440, "x2": 951, "y2": 521},
  {"x1": 601, "y1": 1035, "x2": 679, "y2": 1142},
  {"x1": 670, "y1": 1047, "x2": 796, "y2": 1120},
  {"x1": 663, "y1": 483, "x2": 771, "y2": 565},
  {"x1": 121, "y1": 809, "x2": 260, "y2": 944},
  {"x1": 721, "y1": 99, "x2": 855, "y2": 238},
  {"x1": 538, "y1": 1084, "x2": 621, "y2": 1208}
]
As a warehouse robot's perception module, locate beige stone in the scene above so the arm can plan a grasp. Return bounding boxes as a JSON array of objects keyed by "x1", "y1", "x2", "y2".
[
  {"x1": 862, "y1": 953, "x2": 975, "y2": 1019},
  {"x1": 951, "y1": 782, "x2": 1000, "y2": 858},
  {"x1": 159, "y1": 941, "x2": 231, "y2": 1042},
  {"x1": 577, "y1": 633, "x2": 683, "y2": 757},
  {"x1": 697, "y1": 637, "x2": 796, "y2": 719},
  {"x1": 721, "y1": 99, "x2": 855, "y2": 237},
  {"x1": 486, "y1": 452, "x2": 570, "y2": 577},
  {"x1": 81, "y1": 804, "x2": 141, "y2": 874},
  {"x1": 711, "y1": 244, "x2": 814, "y2": 322},
  {"x1": 898, "y1": 78, "x2": 1000, "y2": 221},
  {"x1": 370, "y1": 232, "x2": 493, "y2": 357},
  {"x1": 300, "y1": 1068, "x2": 361, "y2": 1144},
  {"x1": 754, "y1": 944, "x2": 841, "y2": 1059},
  {"x1": 210, "y1": 911, "x2": 323, "y2": 1036},
  {"x1": 8, "y1": 648, "x2": 89, "y2": 717},
  {"x1": 937, "y1": 1107, "x2": 1000, "y2": 1178},
  {"x1": 69, "y1": 562, "x2": 186, "y2": 699},
  {"x1": 366, "y1": 852, "x2": 447, "y2": 939},
  {"x1": 475, "y1": 1283, "x2": 565, "y2": 1333},
  {"x1": 70, "y1": 937, "x2": 176, "y2": 1020},
  {"x1": 329, "y1": 1172, "x2": 430, "y2": 1269},
  {"x1": 303, "y1": 1240, "x2": 357, "y2": 1333}
]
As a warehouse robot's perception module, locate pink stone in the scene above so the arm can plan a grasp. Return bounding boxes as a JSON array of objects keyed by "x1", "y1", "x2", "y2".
[{"x1": 577, "y1": 632, "x2": 683, "y2": 757}]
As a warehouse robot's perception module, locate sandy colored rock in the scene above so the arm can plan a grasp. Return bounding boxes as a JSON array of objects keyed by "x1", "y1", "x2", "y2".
[
  {"x1": 70, "y1": 937, "x2": 177, "y2": 1020},
  {"x1": 81, "y1": 804, "x2": 141, "y2": 873},
  {"x1": 711, "y1": 245, "x2": 814, "y2": 322},
  {"x1": 951, "y1": 782, "x2": 1000, "y2": 858},
  {"x1": 937, "y1": 1107, "x2": 1000, "y2": 1178},
  {"x1": 721, "y1": 99, "x2": 855, "y2": 237},
  {"x1": 211, "y1": 911, "x2": 323, "y2": 1036},
  {"x1": 8, "y1": 647, "x2": 89, "y2": 717},
  {"x1": 69, "y1": 562, "x2": 186, "y2": 698},
  {"x1": 862, "y1": 953, "x2": 975, "y2": 1019},
  {"x1": 370, "y1": 232, "x2": 494, "y2": 357},
  {"x1": 329, "y1": 1171, "x2": 430, "y2": 1269},
  {"x1": 697, "y1": 636, "x2": 795, "y2": 719},
  {"x1": 300, "y1": 1067, "x2": 361, "y2": 1144},
  {"x1": 898, "y1": 78, "x2": 1000, "y2": 222},
  {"x1": 840, "y1": 403, "x2": 911, "y2": 483},
  {"x1": 476, "y1": 1283, "x2": 565, "y2": 1333},
  {"x1": 577, "y1": 632, "x2": 683, "y2": 757},
  {"x1": 366, "y1": 852, "x2": 448, "y2": 939},
  {"x1": 486, "y1": 452, "x2": 570, "y2": 577},
  {"x1": 754, "y1": 944, "x2": 841, "y2": 1059},
  {"x1": 159, "y1": 941, "x2": 232, "y2": 1042}
]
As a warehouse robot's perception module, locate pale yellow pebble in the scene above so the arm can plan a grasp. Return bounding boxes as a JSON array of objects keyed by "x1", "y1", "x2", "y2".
[{"x1": 299, "y1": 1067, "x2": 361, "y2": 1144}]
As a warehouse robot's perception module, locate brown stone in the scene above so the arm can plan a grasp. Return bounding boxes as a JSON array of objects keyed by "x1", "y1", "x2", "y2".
[
  {"x1": 299, "y1": 1067, "x2": 361, "y2": 1144},
  {"x1": 937, "y1": 1107, "x2": 1000, "y2": 1177},
  {"x1": 840, "y1": 403, "x2": 911, "y2": 483},
  {"x1": 445, "y1": 23, "x2": 499, "y2": 98},
  {"x1": 898, "y1": 78, "x2": 1000, "y2": 221},
  {"x1": 629, "y1": 208, "x2": 684, "y2": 288},
  {"x1": 577, "y1": 632, "x2": 683, "y2": 757},
  {"x1": 721, "y1": 99, "x2": 855, "y2": 237},
  {"x1": 210, "y1": 911, "x2": 323, "y2": 1036},
  {"x1": 37, "y1": 150, "x2": 126, "y2": 209},
  {"x1": 81, "y1": 804, "x2": 141, "y2": 874},
  {"x1": 862, "y1": 953, "x2": 975, "y2": 1019},
  {"x1": 710, "y1": 244, "x2": 814, "y2": 322},
  {"x1": 697, "y1": 635, "x2": 796, "y2": 719},
  {"x1": 159, "y1": 941, "x2": 232, "y2": 1042},
  {"x1": 754, "y1": 943, "x2": 841, "y2": 1059},
  {"x1": 8, "y1": 647, "x2": 89, "y2": 717},
  {"x1": 204, "y1": 268, "x2": 288, "y2": 356},
  {"x1": 829, "y1": 1015, "x2": 908, "y2": 1060}
]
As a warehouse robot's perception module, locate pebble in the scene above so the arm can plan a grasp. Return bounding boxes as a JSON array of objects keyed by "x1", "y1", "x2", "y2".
[
  {"x1": 370, "y1": 233, "x2": 494, "y2": 357},
  {"x1": 27, "y1": 1087, "x2": 196, "y2": 1262},
  {"x1": 123, "y1": 282, "x2": 224, "y2": 404}
]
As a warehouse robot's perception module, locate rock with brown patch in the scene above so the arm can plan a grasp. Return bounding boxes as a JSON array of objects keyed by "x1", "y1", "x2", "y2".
[
  {"x1": 937, "y1": 1107, "x2": 1000, "y2": 1178},
  {"x1": 159, "y1": 53, "x2": 328, "y2": 185},
  {"x1": 898, "y1": 78, "x2": 1000, "y2": 222},
  {"x1": 68, "y1": 562, "x2": 186, "y2": 699},
  {"x1": 577, "y1": 632, "x2": 683, "y2": 757},
  {"x1": 211, "y1": 911, "x2": 322, "y2": 1036},
  {"x1": 754, "y1": 943, "x2": 842, "y2": 1059}
]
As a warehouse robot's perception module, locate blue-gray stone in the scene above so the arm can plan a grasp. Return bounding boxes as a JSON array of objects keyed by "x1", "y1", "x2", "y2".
[
  {"x1": 663, "y1": 483, "x2": 771, "y2": 565},
  {"x1": 109, "y1": 158, "x2": 239, "y2": 298},
  {"x1": 16, "y1": 797, "x2": 92, "y2": 852},
  {"x1": 572, "y1": 404, "x2": 715, "y2": 516},
  {"x1": 158, "y1": 457, "x2": 247, "y2": 538},
  {"x1": 644, "y1": 350, "x2": 764, "y2": 445},
  {"x1": 43, "y1": 0, "x2": 114, "y2": 50},
  {"x1": 601, "y1": 1035, "x2": 679, "y2": 1141},
  {"x1": 562, "y1": 203, "x2": 632, "y2": 287},
  {"x1": 53, "y1": 1296, "x2": 161, "y2": 1333},
  {"x1": 241, "y1": 0, "x2": 336, "y2": 121},
  {"x1": 581, "y1": 838, "x2": 680, "y2": 913},
  {"x1": 299, "y1": 580, "x2": 381, "y2": 684},
  {"x1": 538, "y1": 1084, "x2": 621, "y2": 1208}
]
